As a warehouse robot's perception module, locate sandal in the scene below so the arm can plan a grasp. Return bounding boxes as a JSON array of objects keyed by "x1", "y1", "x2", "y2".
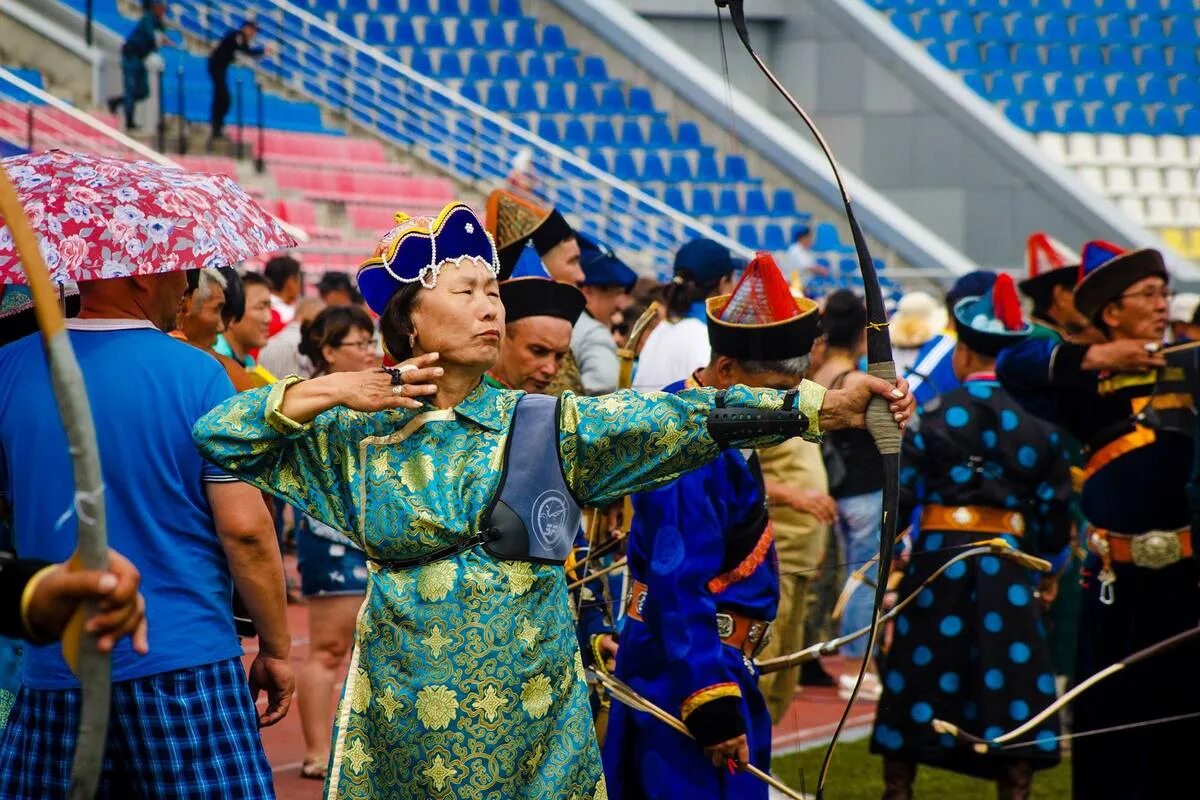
[{"x1": 300, "y1": 759, "x2": 327, "y2": 781}]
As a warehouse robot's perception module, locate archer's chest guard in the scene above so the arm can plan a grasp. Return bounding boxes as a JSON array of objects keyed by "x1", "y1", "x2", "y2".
[{"x1": 481, "y1": 394, "x2": 583, "y2": 565}]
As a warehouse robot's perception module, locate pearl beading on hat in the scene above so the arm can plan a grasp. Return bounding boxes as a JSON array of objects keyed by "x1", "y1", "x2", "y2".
[{"x1": 380, "y1": 223, "x2": 501, "y2": 290}]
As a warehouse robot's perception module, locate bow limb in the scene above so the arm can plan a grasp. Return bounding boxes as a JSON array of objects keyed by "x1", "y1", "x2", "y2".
[
  {"x1": 755, "y1": 539, "x2": 1049, "y2": 675},
  {"x1": 934, "y1": 623, "x2": 1200, "y2": 753},
  {"x1": 0, "y1": 167, "x2": 110, "y2": 800},
  {"x1": 593, "y1": 670, "x2": 809, "y2": 800}
]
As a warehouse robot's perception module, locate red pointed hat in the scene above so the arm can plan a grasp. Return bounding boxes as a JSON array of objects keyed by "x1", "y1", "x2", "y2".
[
  {"x1": 1018, "y1": 232, "x2": 1078, "y2": 306},
  {"x1": 1073, "y1": 240, "x2": 1167, "y2": 321},
  {"x1": 952, "y1": 273, "x2": 1032, "y2": 356},
  {"x1": 705, "y1": 252, "x2": 820, "y2": 360}
]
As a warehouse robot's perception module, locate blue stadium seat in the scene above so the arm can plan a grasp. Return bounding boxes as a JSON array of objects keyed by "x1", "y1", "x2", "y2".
[
  {"x1": 423, "y1": 20, "x2": 448, "y2": 47},
  {"x1": 393, "y1": 19, "x2": 417, "y2": 45},
  {"x1": 951, "y1": 43, "x2": 981, "y2": 69},
  {"x1": 1030, "y1": 102, "x2": 1058, "y2": 131},
  {"x1": 582, "y1": 56, "x2": 608, "y2": 82},
  {"x1": 927, "y1": 42, "x2": 951, "y2": 66},
  {"x1": 1009, "y1": 15, "x2": 1037, "y2": 42},
  {"x1": 716, "y1": 188, "x2": 740, "y2": 216},
  {"x1": 554, "y1": 55, "x2": 579, "y2": 80},
  {"x1": 744, "y1": 188, "x2": 769, "y2": 216},
  {"x1": 1076, "y1": 45, "x2": 1104, "y2": 70},
  {"x1": 976, "y1": 13, "x2": 1006, "y2": 41},
  {"x1": 771, "y1": 189, "x2": 798, "y2": 217},
  {"x1": 345, "y1": 0, "x2": 372, "y2": 14},
  {"x1": 455, "y1": 20, "x2": 480, "y2": 48},
  {"x1": 981, "y1": 44, "x2": 1010, "y2": 69},
  {"x1": 573, "y1": 84, "x2": 599, "y2": 113},
  {"x1": 763, "y1": 224, "x2": 787, "y2": 252},
  {"x1": 1110, "y1": 75, "x2": 1139, "y2": 101},
  {"x1": 362, "y1": 17, "x2": 389, "y2": 43},
  {"x1": 647, "y1": 120, "x2": 674, "y2": 148},
  {"x1": 1142, "y1": 76, "x2": 1172, "y2": 102},
  {"x1": 1001, "y1": 102, "x2": 1024, "y2": 128},
  {"x1": 946, "y1": 12, "x2": 975, "y2": 39},
  {"x1": 487, "y1": 82, "x2": 513, "y2": 111},
  {"x1": 1164, "y1": 17, "x2": 1194, "y2": 44},
  {"x1": 463, "y1": 53, "x2": 492, "y2": 79},
  {"x1": 691, "y1": 187, "x2": 715, "y2": 216},
  {"x1": 1107, "y1": 47, "x2": 1136, "y2": 72},
  {"x1": 725, "y1": 154, "x2": 750, "y2": 182},
  {"x1": 337, "y1": 15, "x2": 359, "y2": 38},
  {"x1": 1062, "y1": 103, "x2": 1087, "y2": 130},
  {"x1": 1175, "y1": 48, "x2": 1200, "y2": 71},
  {"x1": 737, "y1": 224, "x2": 761, "y2": 250},
  {"x1": 629, "y1": 87, "x2": 655, "y2": 115},
  {"x1": 613, "y1": 152, "x2": 638, "y2": 181},
  {"x1": 512, "y1": 20, "x2": 537, "y2": 50},
  {"x1": 1145, "y1": 107, "x2": 1178, "y2": 135},
  {"x1": 620, "y1": 119, "x2": 645, "y2": 147},
  {"x1": 410, "y1": 49, "x2": 434, "y2": 75},
  {"x1": 466, "y1": 0, "x2": 492, "y2": 15},
  {"x1": 599, "y1": 84, "x2": 626, "y2": 114},
  {"x1": 497, "y1": 0, "x2": 523, "y2": 17},
  {"x1": 1181, "y1": 107, "x2": 1200, "y2": 134},
  {"x1": 663, "y1": 187, "x2": 687, "y2": 212},
  {"x1": 563, "y1": 119, "x2": 588, "y2": 147},
  {"x1": 494, "y1": 53, "x2": 519, "y2": 79},
  {"x1": 1102, "y1": 15, "x2": 1131, "y2": 42},
  {"x1": 409, "y1": 0, "x2": 434, "y2": 15},
  {"x1": 890, "y1": 12, "x2": 919, "y2": 39},
  {"x1": 1041, "y1": 15, "x2": 1070, "y2": 42},
  {"x1": 483, "y1": 20, "x2": 508, "y2": 48},
  {"x1": 696, "y1": 153, "x2": 721, "y2": 182},
  {"x1": 1091, "y1": 105, "x2": 1118, "y2": 132},
  {"x1": 641, "y1": 153, "x2": 666, "y2": 182},
  {"x1": 710, "y1": 223, "x2": 730, "y2": 238},
  {"x1": 913, "y1": 14, "x2": 942, "y2": 39},
  {"x1": 592, "y1": 119, "x2": 617, "y2": 147},
  {"x1": 1122, "y1": 106, "x2": 1150, "y2": 134},
  {"x1": 1020, "y1": 74, "x2": 1048, "y2": 100},
  {"x1": 439, "y1": 52, "x2": 464, "y2": 79},
  {"x1": 667, "y1": 154, "x2": 693, "y2": 182},
  {"x1": 524, "y1": 55, "x2": 548, "y2": 80},
  {"x1": 544, "y1": 82, "x2": 568, "y2": 112},
  {"x1": 990, "y1": 73, "x2": 1017, "y2": 99},
  {"x1": 1042, "y1": 44, "x2": 1072, "y2": 70},
  {"x1": 1137, "y1": 46, "x2": 1167, "y2": 71},
  {"x1": 587, "y1": 151, "x2": 610, "y2": 173},
  {"x1": 1012, "y1": 45, "x2": 1040, "y2": 70},
  {"x1": 676, "y1": 121, "x2": 702, "y2": 149},
  {"x1": 536, "y1": 118, "x2": 560, "y2": 143},
  {"x1": 1048, "y1": 75, "x2": 1078, "y2": 100},
  {"x1": 542, "y1": 24, "x2": 567, "y2": 51},
  {"x1": 1078, "y1": 74, "x2": 1106, "y2": 100}
]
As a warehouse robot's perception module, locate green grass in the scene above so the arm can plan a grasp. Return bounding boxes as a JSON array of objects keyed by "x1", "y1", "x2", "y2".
[{"x1": 771, "y1": 739, "x2": 1071, "y2": 799}]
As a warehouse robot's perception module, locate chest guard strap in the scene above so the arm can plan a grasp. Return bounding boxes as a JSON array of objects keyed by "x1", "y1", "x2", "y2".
[{"x1": 482, "y1": 394, "x2": 583, "y2": 565}]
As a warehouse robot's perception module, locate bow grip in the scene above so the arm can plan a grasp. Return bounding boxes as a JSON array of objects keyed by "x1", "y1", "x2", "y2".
[{"x1": 865, "y1": 361, "x2": 902, "y2": 456}]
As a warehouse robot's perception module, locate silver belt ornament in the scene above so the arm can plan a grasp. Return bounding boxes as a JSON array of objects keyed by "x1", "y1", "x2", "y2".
[{"x1": 1091, "y1": 529, "x2": 1187, "y2": 606}]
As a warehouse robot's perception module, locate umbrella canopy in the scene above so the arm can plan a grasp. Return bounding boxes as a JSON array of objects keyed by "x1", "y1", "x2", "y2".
[{"x1": 0, "y1": 150, "x2": 295, "y2": 285}]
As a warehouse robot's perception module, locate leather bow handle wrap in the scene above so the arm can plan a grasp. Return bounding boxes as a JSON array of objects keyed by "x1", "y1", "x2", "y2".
[
  {"x1": 0, "y1": 166, "x2": 111, "y2": 800},
  {"x1": 865, "y1": 362, "x2": 902, "y2": 456}
]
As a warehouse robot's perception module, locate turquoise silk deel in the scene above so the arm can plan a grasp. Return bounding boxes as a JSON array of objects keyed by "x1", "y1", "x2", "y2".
[{"x1": 192, "y1": 380, "x2": 823, "y2": 800}]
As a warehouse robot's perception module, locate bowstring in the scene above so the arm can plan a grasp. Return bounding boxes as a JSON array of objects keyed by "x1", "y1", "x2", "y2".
[
  {"x1": 715, "y1": 7, "x2": 739, "y2": 154},
  {"x1": 997, "y1": 710, "x2": 1200, "y2": 751}
]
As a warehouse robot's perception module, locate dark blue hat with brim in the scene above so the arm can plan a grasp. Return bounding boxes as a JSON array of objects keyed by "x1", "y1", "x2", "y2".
[
  {"x1": 674, "y1": 238, "x2": 742, "y2": 284},
  {"x1": 579, "y1": 233, "x2": 637, "y2": 291},
  {"x1": 946, "y1": 270, "x2": 997, "y2": 307}
]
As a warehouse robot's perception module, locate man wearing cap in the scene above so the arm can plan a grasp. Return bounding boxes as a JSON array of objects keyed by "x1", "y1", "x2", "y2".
[
  {"x1": 633, "y1": 238, "x2": 740, "y2": 392},
  {"x1": 603, "y1": 254, "x2": 822, "y2": 800},
  {"x1": 207, "y1": 18, "x2": 267, "y2": 144},
  {"x1": 904, "y1": 271, "x2": 996, "y2": 409},
  {"x1": 873, "y1": 274, "x2": 1071, "y2": 799},
  {"x1": 575, "y1": 234, "x2": 637, "y2": 395},
  {"x1": 997, "y1": 244, "x2": 1200, "y2": 800},
  {"x1": 106, "y1": 1, "x2": 169, "y2": 130},
  {"x1": 485, "y1": 246, "x2": 586, "y2": 394}
]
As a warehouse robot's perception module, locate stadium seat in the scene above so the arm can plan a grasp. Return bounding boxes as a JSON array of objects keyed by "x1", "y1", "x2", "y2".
[
  {"x1": 591, "y1": 119, "x2": 617, "y2": 147},
  {"x1": 641, "y1": 153, "x2": 667, "y2": 182},
  {"x1": 422, "y1": 19, "x2": 448, "y2": 47},
  {"x1": 716, "y1": 188, "x2": 740, "y2": 216},
  {"x1": 483, "y1": 20, "x2": 508, "y2": 49},
  {"x1": 541, "y1": 24, "x2": 567, "y2": 51},
  {"x1": 647, "y1": 119, "x2": 674, "y2": 148},
  {"x1": 554, "y1": 54, "x2": 579, "y2": 80},
  {"x1": 771, "y1": 189, "x2": 798, "y2": 217},
  {"x1": 691, "y1": 187, "x2": 715, "y2": 216},
  {"x1": 582, "y1": 56, "x2": 608, "y2": 82},
  {"x1": 620, "y1": 119, "x2": 645, "y2": 148}
]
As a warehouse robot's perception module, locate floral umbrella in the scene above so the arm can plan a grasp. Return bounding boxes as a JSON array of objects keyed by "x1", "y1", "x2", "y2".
[{"x1": 0, "y1": 150, "x2": 296, "y2": 285}]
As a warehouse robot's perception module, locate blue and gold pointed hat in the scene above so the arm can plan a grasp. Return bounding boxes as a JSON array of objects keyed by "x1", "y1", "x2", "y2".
[{"x1": 356, "y1": 202, "x2": 500, "y2": 315}]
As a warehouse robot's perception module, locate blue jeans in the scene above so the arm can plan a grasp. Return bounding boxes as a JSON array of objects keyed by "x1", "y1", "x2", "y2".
[{"x1": 835, "y1": 490, "x2": 883, "y2": 658}]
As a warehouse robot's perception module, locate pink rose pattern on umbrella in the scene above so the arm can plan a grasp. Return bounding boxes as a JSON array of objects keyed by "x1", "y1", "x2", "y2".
[{"x1": 0, "y1": 150, "x2": 296, "y2": 285}]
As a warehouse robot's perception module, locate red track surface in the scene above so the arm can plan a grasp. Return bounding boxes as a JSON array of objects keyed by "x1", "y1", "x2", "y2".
[{"x1": 257, "y1": 558, "x2": 877, "y2": 799}]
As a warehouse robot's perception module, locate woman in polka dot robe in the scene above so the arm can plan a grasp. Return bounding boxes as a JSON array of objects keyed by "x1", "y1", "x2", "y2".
[{"x1": 870, "y1": 276, "x2": 1072, "y2": 800}]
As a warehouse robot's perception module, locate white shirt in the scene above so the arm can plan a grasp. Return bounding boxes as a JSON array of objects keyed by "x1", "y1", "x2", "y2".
[
  {"x1": 571, "y1": 312, "x2": 619, "y2": 395},
  {"x1": 257, "y1": 321, "x2": 313, "y2": 379},
  {"x1": 632, "y1": 317, "x2": 710, "y2": 391}
]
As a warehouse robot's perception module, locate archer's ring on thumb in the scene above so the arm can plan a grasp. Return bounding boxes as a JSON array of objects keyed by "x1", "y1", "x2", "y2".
[{"x1": 1144, "y1": 342, "x2": 1161, "y2": 353}]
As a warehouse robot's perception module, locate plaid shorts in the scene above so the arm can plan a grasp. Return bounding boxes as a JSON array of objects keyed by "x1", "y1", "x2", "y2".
[{"x1": 0, "y1": 657, "x2": 273, "y2": 799}]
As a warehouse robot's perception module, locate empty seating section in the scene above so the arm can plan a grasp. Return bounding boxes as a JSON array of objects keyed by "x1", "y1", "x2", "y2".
[
  {"x1": 155, "y1": 0, "x2": 886, "y2": 287},
  {"x1": 869, "y1": 0, "x2": 1200, "y2": 257}
]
